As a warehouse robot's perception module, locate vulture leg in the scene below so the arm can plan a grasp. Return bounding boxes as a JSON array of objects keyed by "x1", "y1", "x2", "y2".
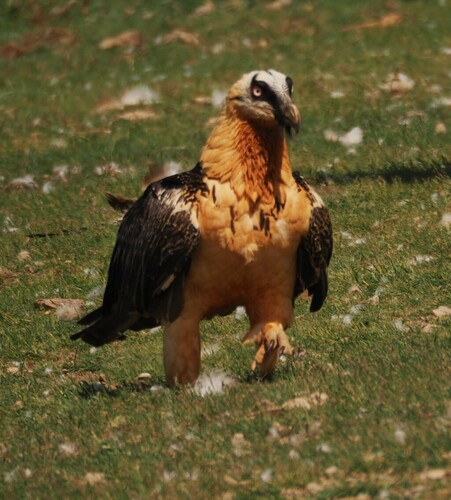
[{"x1": 164, "y1": 316, "x2": 201, "y2": 386}]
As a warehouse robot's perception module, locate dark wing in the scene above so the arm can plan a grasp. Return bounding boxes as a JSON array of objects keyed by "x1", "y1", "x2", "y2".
[
  {"x1": 71, "y1": 163, "x2": 207, "y2": 346},
  {"x1": 292, "y1": 171, "x2": 333, "y2": 312}
]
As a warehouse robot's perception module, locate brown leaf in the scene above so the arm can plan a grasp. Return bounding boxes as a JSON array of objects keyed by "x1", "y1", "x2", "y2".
[
  {"x1": 432, "y1": 306, "x2": 451, "y2": 318},
  {"x1": 35, "y1": 298, "x2": 80, "y2": 310},
  {"x1": 117, "y1": 109, "x2": 158, "y2": 121},
  {"x1": 0, "y1": 28, "x2": 76, "y2": 59},
  {"x1": 0, "y1": 267, "x2": 18, "y2": 282},
  {"x1": 192, "y1": 0, "x2": 215, "y2": 16},
  {"x1": 50, "y1": 0, "x2": 76, "y2": 17},
  {"x1": 266, "y1": 0, "x2": 292, "y2": 10},
  {"x1": 95, "y1": 98, "x2": 123, "y2": 113},
  {"x1": 35, "y1": 298, "x2": 85, "y2": 320},
  {"x1": 17, "y1": 250, "x2": 31, "y2": 261},
  {"x1": 282, "y1": 397, "x2": 312, "y2": 411},
  {"x1": 4, "y1": 175, "x2": 38, "y2": 192},
  {"x1": 343, "y1": 13, "x2": 402, "y2": 31},
  {"x1": 96, "y1": 85, "x2": 158, "y2": 113},
  {"x1": 419, "y1": 469, "x2": 448, "y2": 481},
  {"x1": 163, "y1": 29, "x2": 200, "y2": 46},
  {"x1": 98, "y1": 30, "x2": 143, "y2": 50},
  {"x1": 282, "y1": 392, "x2": 329, "y2": 411},
  {"x1": 224, "y1": 474, "x2": 251, "y2": 486},
  {"x1": 83, "y1": 472, "x2": 105, "y2": 486}
]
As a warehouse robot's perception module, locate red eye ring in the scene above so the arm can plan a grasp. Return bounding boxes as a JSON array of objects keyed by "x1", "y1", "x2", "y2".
[{"x1": 251, "y1": 85, "x2": 263, "y2": 98}]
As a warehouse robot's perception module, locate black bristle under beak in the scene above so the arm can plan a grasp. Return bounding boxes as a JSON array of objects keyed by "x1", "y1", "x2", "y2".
[{"x1": 282, "y1": 103, "x2": 300, "y2": 137}]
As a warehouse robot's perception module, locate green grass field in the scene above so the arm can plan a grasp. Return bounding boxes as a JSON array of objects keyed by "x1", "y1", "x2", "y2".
[{"x1": 1, "y1": 0, "x2": 450, "y2": 497}]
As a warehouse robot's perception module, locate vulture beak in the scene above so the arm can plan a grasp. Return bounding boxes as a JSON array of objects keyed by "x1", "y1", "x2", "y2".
[
  {"x1": 276, "y1": 96, "x2": 301, "y2": 136},
  {"x1": 279, "y1": 101, "x2": 300, "y2": 135}
]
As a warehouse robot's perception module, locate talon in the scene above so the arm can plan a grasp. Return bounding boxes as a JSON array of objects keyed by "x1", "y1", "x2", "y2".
[{"x1": 248, "y1": 323, "x2": 294, "y2": 376}]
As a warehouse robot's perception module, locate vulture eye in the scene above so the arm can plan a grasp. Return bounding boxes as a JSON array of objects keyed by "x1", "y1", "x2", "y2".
[{"x1": 251, "y1": 84, "x2": 264, "y2": 99}]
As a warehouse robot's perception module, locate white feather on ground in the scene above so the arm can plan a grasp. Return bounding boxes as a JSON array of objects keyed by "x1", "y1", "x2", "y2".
[{"x1": 192, "y1": 371, "x2": 237, "y2": 396}]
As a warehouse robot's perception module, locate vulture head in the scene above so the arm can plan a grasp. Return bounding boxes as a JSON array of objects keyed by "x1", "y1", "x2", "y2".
[{"x1": 226, "y1": 69, "x2": 300, "y2": 135}]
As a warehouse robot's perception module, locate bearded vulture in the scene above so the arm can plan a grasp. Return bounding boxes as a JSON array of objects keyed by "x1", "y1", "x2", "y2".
[{"x1": 71, "y1": 69, "x2": 333, "y2": 386}]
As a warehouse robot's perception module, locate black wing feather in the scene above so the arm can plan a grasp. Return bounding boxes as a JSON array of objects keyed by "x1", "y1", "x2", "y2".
[
  {"x1": 72, "y1": 163, "x2": 207, "y2": 346},
  {"x1": 292, "y1": 171, "x2": 333, "y2": 312}
]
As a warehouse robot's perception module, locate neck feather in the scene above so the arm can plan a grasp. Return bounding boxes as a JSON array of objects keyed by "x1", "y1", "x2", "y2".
[{"x1": 200, "y1": 111, "x2": 294, "y2": 205}]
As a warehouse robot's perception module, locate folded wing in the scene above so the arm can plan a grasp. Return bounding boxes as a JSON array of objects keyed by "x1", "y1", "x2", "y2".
[
  {"x1": 292, "y1": 171, "x2": 333, "y2": 312},
  {"x1": 71, "y1": 164, "x2": 207, "y2": 346}
]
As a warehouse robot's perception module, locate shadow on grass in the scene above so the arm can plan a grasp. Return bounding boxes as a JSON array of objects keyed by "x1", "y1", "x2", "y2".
[
  {"x1": 78, "y1": 378, "x2": 167, "y2": 399},
  {"x1": 314, "y1": 157, "x2": 450, "y2": 185}
]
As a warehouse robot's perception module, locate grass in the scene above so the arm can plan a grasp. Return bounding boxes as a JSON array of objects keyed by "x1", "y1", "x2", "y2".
[{"x1": 1, "y1": 0, "x2": 450, "y2": 497}]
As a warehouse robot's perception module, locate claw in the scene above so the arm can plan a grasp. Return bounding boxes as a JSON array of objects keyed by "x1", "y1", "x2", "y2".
[
  {"x1": 246, "y1": 322, "x2": 294, "y2": 377},
  {"x1": 267, "y1": 339, "x2": 275, "y2": 352}
]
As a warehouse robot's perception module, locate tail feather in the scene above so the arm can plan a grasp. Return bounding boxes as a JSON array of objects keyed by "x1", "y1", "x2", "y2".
[
  {"x1": 105, "y1": 192, "x2": 136, "y2": 212},
  {"x1": 77, "y1": 306, "x2": 103, "y2": 326},
  {"x1": 71, "y1": 311, "x2": 138, "y2": 346}
]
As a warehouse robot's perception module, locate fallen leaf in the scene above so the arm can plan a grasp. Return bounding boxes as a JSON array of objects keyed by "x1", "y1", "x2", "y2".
[
  {"x1": 380, "y1": 72, "x2": 415, "y2": 94},
  {"x1": 282, "y1": 397, "x2": 312, "y2": 411},
  {"x1": 117, "y1": 109, "x2": 158, "y2": 121},
  {"x1": 35, "y1": 298, "x2": 81, "y2": 310},
  {"x1": 194, "y1": 95, "x2": 212, "y2": 105},
  {"x1": 266, "y1": 0, "x2": 292, "y2": 10},
  {"x1": 343, "y1": 12, "x2": 402, "y2": 31},
  {"x1": 268, "y1": 421, "x2": 292, "y2": 439},
  {"x1": 0, "y1": 28, "x2": 76, "y2": 59},
  {"x1": 4, "y1": 175, "x2": 38, "y2": 192},
  {"x1": 35, "y1": 298, "x2": 85, "y2": 320},
  {"x1": 224, "y1": 474, "x2": 251, "y2": 486},
  {"x1": 0, "y1": 267, "x2": 17, "y2": 282},
  {"x1": 50, "y1": 0, "x2": 76, "y2": 17},
  {"x1": 440, "y1": 213, "x2": 451, "y2": 228},
  {"x1": 261, "y1": 468, "x2": 273, "y2": 483},
  {"x1": 94, "y1": 162, "x2": 123, "y2": 177},
  {"x1": 83, "y1": 472, "x2": 105, "y2": 486},
  {"x1": 432, "y1": 97, "x2": 451, "y2": 108},
  {"x1": 421, "y1": 323, "x2": 437, "y2": 334},
  {"x1": 435, "y1": 122, "x2": 447, "y2": 134},
  {"x1": 192, "y1": 0, "x2": 215, "y2": 16},
  {"x1": 231, "y1": 432, "x2": 251, "y2": 457},
  {"x1": 407, "y1": 255, "x2": 434, "y2": 266},
  {"x1": 282, "y1": 392, "x2": 329, "y2": 411},
  {"x1": 96, "y1": 85, "x2": 159, "y2": 113},
  {"x1": 52, "y1": 164, "x2": 69, "y2": 181},
  {"x1": 99, "y1": 30, "x2": 143, "y2": 50},
  {"x1": 59, "y1": 442, "x2": 78, "y2": 456},
  {"x1": 325, "y1": 465, "x2": 339, "y2": 476},
  {"x1": 419, "y1": 469, "x2": 448, "y2": 481},
  {"x1": 432, "y1": 306, "x2": 451, "y2": 318},
  {"x1": 137, "y1": 372, "x2": 151, "y2": 380},
  {"x1": 17, "y1": 250, "x2": 31, "y2": 261},
  {"x1": 163, "y1": 29, "x2": 200, "y2": 46}
]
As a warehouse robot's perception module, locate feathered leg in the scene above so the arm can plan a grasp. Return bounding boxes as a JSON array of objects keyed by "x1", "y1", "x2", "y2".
[{"x1": 164, "y1": 316, "x2": 201, "y2": 386}]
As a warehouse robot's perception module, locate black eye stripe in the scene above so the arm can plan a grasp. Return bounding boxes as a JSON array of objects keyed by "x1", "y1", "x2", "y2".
[
  {"x1": 251, "y1": 76, "x2": 277, "y2": 103},
  {"x1": 286, "y1": 76, "x2": 293, "y2": 95}
]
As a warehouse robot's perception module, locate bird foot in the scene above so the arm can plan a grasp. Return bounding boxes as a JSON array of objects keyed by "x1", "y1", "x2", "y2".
[{"x1": 242, "y1": 322, "x2": 293, "y2": 377}]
